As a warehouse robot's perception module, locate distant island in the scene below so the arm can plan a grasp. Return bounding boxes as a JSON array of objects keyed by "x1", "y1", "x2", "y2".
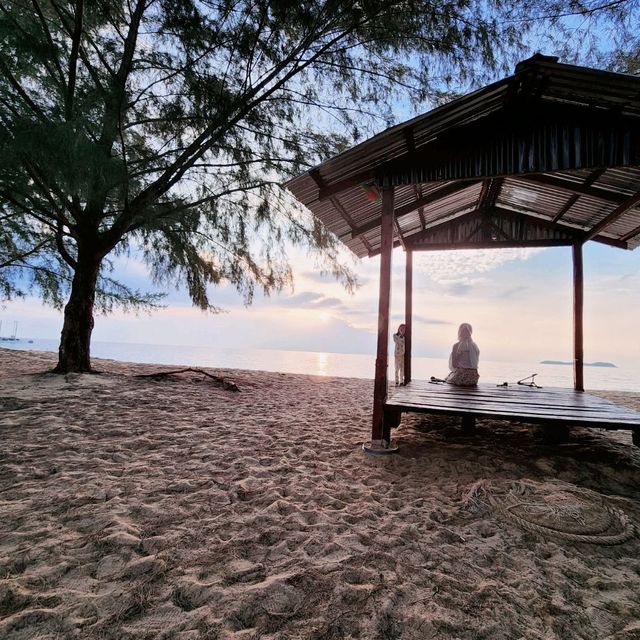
[{"x1": 540, "y1": 360, "x2": 617, "y2": 368}]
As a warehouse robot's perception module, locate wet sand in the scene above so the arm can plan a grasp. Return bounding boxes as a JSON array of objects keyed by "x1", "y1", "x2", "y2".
[{"x1": 1, "y1": 347, "x2": 639, "y2": 639}]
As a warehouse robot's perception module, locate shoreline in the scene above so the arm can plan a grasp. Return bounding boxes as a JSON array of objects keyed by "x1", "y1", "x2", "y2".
[
  {"x1": 2, "y1": 348, "x2": 640, "y2": 639},
  {"x1": 2, "y1": 345, "x2": 638, "y2": 395}
]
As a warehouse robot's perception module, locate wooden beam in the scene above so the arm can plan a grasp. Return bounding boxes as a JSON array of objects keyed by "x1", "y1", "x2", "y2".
[
  {"x1": 350, "y1": 181, "x2": 479, "y2": 239},
  {"x1": 371, "y1": 186, "x2": 395, "y2": 446},
  {"x1": 489, "y1": 207, "x2": 628, "y2": 248},
  {"x1": 413, "y1": 237, "x2": 592, "y2": 251},
  {"x1": 393, "y1": 216, "x2": 406, "y2": 249},
  {"x1": 403, "y1": 206, "x2": 578, "y2": 248},
  {"x1": 477, "y1": 177, "x2": 502, "y2": 212},
  {"x1": 407, "y1": 239, "x2": 575, "y2": 251},
  {"x1": 309, "y1": 168, "x2": 324, "y2": 189},
  {"x1": 573, "y1": 242, "x2": 584, "y2": 392},
  {"x1": 476, "y1": 179, "x2": 492, "y2": 211},
  {"x1": 404, "y1": 249, "x2": 413, "y2": 385},
  {"x1": 403, "y1": 127, "x2": 416, "y2": 153},
  {"x1": 329, "y1": 196, "x2": 374, "y2": 255},
  {"x1": 413, "y1": 184, "x2": 427, "y2": 230},
  {"x1": 377, "y1": 206, "x2": 627, "y2": 255},
  {"x1": 316, "y1": 171, "x2": 374, "y2": 200},
  {"x1": 583, "y1": 189, "x2": 640, "y2": 241},
  {"x1": 519, "y1": 174, "x2": 626, "y2": 205},
  {"x1": 551, "y1": 168, "x2": 606, "y2": 223},
  {"x1": 396, "y1": 181, "x2": 480, "y2": 217},
  {"x1": 621, "y1": 222, "x2": 640, "y2": 242}
]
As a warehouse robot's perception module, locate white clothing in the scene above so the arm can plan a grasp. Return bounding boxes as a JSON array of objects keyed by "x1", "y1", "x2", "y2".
[
  {"x1": 394, "y1": 355, "x2": 404, "y2": 385},
  {"x1": 448, "y1": 339, "x2": 479, "y2": 371},
  {"x1": 393, "y1": 333, "x2": 405, "y2": 357}
]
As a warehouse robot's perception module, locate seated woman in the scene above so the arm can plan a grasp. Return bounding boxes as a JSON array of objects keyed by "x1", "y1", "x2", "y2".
[{"x1": 446, "y1": 323, "x2": 480, "y2": 386}]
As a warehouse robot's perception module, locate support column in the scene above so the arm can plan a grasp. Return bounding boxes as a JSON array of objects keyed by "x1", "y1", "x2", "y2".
[
  {"x1": 573, "y1": 241, "x2": 584, "y2": 392},
  {"x1": 364, "y1": 185, "x2": 398, "y2": 454},
  {"x1": 404, "y1": 248, "x2": 413, "y2": 384}
]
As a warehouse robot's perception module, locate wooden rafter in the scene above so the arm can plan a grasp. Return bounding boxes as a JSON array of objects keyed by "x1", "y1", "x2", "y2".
[
  {"x1": 583, "y1": 189, "x2": 640, "y2": 241},
  {"x1": 477, "y1": 177, "x2": 503, "y2": 212},
  {"x1": 316, "y1": 170, "x2": 374, "y2": 200},
  {"x1": 463, "y1": 219, "x2": 484, "y2": 242},
  {"x1": 310, "y1": 169, "x2": 374, "y2": 254},
  {"x1": 403, "y1": 127, "x2": 416, "y2": 153},
  {"x1": 349, "y1": 181, "x2": 480, "y2": 239},
  {"x1": 398, "y1": 129, "x2": 416, "y2": 249},
  {"x1": 621, "y1": 222, "x2": 640, "y2": 242},
  {"x1": 402, "y1": 207, "x2": 492, "y2": 247},
  {"x1": 408, "y1": 239, "x2": 574, "y2": 251},
  {"x1": 520, "y1": 174, "x2": 627, "y2": 205},
  {"x1": 493, "y1": 206, "x2": 627, "y2": 248},
  {"x1": 413, "y1": 184, "x2": 427, "y2": 230},
  {"x1": 552, "y1": 168, "x2": 607, "y2": 223},
  {"x1": 401, "y1": 206, "x2": 628, "y2": 251},
  {"x1": 393, "y1": 216, "x2": 406, "y2": 249},
  {"x1": 476, "y1": 179, "x2": 492, "y2": 211},
  {"x1": 309, "y1": 168, "x2": 324, "y2": 189},
  {"x1": 330, "y1": 196, "x2": 374, "y2": 255}
]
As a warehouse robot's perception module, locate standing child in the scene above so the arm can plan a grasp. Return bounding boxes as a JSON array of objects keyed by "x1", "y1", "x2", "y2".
[{"x1": 393, "y1": 324, "x2": 406, "y2": 385}]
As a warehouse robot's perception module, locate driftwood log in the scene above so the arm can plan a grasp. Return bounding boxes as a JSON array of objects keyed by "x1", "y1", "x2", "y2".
[{"x1": 135, "y1": 367, "x2": 240, "y2": 392}]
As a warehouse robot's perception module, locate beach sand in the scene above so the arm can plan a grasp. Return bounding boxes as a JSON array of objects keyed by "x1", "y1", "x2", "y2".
[{"x1": 1, "y1": 347, "x2": 640, "y2": 640}]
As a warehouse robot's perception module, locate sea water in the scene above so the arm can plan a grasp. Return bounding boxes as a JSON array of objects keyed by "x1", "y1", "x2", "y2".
[{"x1": 2, "y1": 338, "x2": 638, "y2": 393}]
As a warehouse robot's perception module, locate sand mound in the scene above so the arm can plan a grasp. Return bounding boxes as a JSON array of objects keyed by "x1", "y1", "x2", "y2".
[{"x1": 1, "y1": 347, "x2": 640, "y2": 639}]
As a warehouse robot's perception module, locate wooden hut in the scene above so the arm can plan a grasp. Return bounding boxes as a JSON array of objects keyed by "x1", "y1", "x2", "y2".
[{"x1": 286, "y1": 55, "x2": 640, "y2": 452}]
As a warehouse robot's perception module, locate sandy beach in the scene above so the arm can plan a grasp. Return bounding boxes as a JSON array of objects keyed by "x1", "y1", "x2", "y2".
[{"x1": 1, "y1": 347, "x2": 640, "y2": 640}]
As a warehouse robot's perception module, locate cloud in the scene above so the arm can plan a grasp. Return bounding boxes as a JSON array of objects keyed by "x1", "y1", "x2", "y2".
[
  {"x1": 279, "y1": 291, "x2": 324, "y2": 305},
  {"x1": 274, "y1": 291, "x2": 344, "y2": 309},
  {"x1": 300, "y1": 271, "x2": 338, "y2": 283},
  {"x1": 415, "y1": 248, "x2": 546, "y2": 283},
  {"x1": 301, "y1": 270, "x2": 370, "y2": 288},
  {"x1": 253, "y1": 316, "x2": 376, "y2": 354},
  {"x1": 312, "y1": 297, "x2": 344, "y2": 308},
  {"x1": 496, "y1": 285, "x2": 530, "y2": 299},
  {"x1": 597, "y1": 272, "x2": 640, "y2": 294},
  {"x1": 434, "y1": 277, "x2": 482, "y2": 297}
]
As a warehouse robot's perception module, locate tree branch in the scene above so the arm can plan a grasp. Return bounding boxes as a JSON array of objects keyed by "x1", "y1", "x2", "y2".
[
  {"x1": 30, "y1": 0, "x2": 67, "y2": 88},
  {"x1": 0, "y1": 238, "x2": 54, "y2": 269},
  {"x1": 0, "y1": 56, "x2": 50, "y2": 123},
  {"x1": 55, "y1": 220, "x2": 78, "y2": 268},
  {"x1": 128, "y1": 10, "x2": 374, "y2": 219},
  {"x1": 65, "y1": 0, "x2": 85, "y2": 120}
]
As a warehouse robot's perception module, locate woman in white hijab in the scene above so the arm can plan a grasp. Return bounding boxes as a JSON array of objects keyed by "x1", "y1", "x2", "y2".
[{"x1": 446, "y1": 323, "x2": 480, "y2": 386}]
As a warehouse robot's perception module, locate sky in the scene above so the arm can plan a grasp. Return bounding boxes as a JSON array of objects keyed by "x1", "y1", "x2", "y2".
[
  {"x1": 2, "y1": 237, "x2": 638, "y2": 367},
  {"x1": 1, "y1": 23, "x2": 638, "y2": 367}
]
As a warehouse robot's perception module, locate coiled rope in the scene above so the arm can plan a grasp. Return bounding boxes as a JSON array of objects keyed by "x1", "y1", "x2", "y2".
[
  {"x1": 498, "y1": 501, "x2": 635, "y2": 545},
  {"x1": 464, "y1": 480, "x2": 637, "y2": 546}
]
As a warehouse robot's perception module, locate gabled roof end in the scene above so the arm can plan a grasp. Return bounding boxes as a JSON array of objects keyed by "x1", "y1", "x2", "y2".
[{"x1": 515, "y1": 53, "x2": 560, "y2": 74}]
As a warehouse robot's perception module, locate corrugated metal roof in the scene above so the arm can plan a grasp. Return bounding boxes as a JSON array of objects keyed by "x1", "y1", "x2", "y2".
[{"x1": 286, "y1": 56, "x2": 640, "y2": 256}]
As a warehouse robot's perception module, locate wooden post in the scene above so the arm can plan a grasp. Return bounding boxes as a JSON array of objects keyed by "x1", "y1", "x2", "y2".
[
  {"x1": 369, "y1": 186, "x2": 395, "y2": 448},
  {"x1": 573, "y1": 241, "x2": 584, "y2": 392},
  {"x1": 404, "y1": 248, "x2": 413, "y2": 384}
]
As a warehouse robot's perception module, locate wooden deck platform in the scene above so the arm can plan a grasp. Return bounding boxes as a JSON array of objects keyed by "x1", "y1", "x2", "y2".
[{"x1": 386, "y1": 381, "x2": 640, "y2": 437}]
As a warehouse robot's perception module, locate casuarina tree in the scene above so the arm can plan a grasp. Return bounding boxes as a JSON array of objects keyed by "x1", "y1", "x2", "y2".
[{"x1": 1, "y1": 0, "x2": 637, "y2": 372}]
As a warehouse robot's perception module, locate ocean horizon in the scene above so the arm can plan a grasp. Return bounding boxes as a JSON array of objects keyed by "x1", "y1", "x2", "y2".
[{"x1": 1, "y1": 338, "x2": 638, "y2": 393}]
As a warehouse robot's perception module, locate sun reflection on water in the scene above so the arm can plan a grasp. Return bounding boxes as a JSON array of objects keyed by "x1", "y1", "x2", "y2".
[{"x1": 316, "y1": 351, "x2": 329, "y2": 377}]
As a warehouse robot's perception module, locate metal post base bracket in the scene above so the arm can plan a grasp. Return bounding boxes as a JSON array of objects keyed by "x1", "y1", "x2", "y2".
[{"x1": 362, "y1": 439, "x2": 399, "y2": 455}]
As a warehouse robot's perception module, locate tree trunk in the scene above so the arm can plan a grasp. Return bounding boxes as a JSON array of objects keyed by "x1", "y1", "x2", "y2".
[{"x1": 54, "y1": 250, "x2": 101, "y2": 373}]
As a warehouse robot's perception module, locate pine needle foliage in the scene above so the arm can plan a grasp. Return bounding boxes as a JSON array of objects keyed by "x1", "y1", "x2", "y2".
[{"x1": 0, "y1": 0, "x2": 637, "y2": 370}]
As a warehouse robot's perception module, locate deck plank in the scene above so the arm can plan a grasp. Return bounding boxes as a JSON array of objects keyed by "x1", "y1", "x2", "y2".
[{"x1": 386, "y1": 381, "x2": 640, "y2": 429}]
